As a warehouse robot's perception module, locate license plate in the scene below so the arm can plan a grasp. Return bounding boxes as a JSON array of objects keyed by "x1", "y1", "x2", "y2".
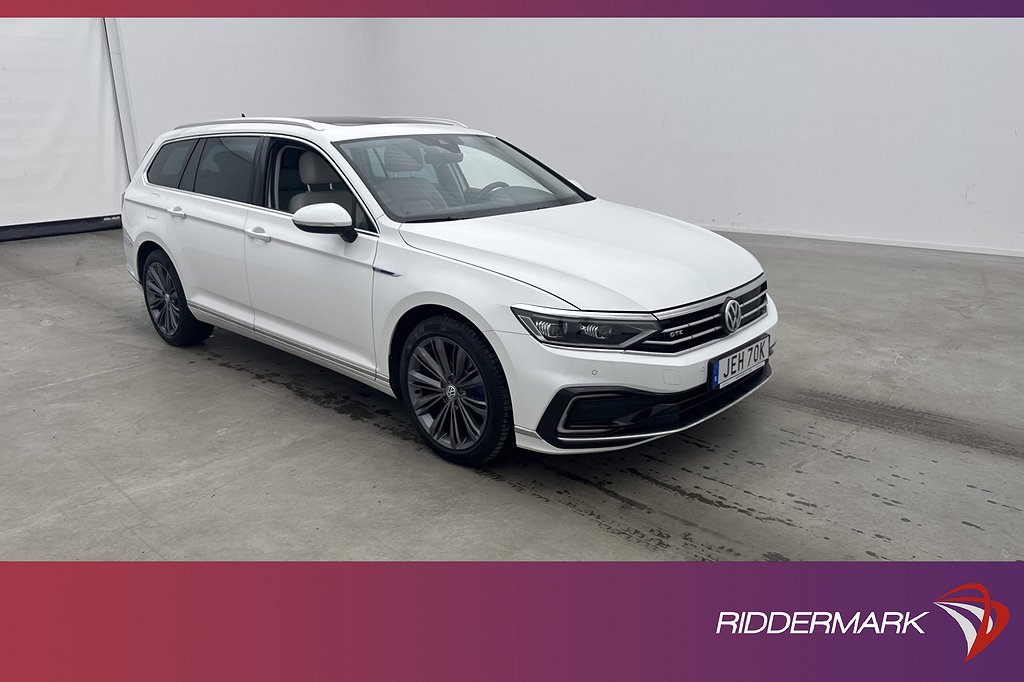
[{"x1": 709, "y1": 334, "x2": 770, "y2": 389}]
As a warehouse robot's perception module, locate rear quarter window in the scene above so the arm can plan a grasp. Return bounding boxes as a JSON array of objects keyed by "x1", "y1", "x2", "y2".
[{"x1": 147, "y1": 139, "x2": 198, "y2": 188}]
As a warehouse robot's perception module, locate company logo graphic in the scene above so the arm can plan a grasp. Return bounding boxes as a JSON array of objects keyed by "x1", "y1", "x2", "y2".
[
  {"x1": 934, "y1": 583, "x2": 1010, "y2": 662},
  {"x1": 715, "y1": 580, "x2": 1011, "y2": 665},
  {"x1": 721, "y1": 298, "x2": 742, "y2": 334},
  {"x1": 716, "y1": 610, "x2": 927, "y2": 635}
]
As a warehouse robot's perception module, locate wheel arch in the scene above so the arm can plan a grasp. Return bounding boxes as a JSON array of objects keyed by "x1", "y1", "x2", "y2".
[
  {"x1": 134, "y1": 233, "x2": 177, "y2": 279},
  {"x1": 386, "y1": 302, "x2": 496, "y2": 399},
  {"x1": 136, "y1": 240, "x2": 163, "y2": 279}
]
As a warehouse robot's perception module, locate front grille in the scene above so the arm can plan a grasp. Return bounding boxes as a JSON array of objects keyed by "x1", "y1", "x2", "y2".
[{"x1": 634, "y1": 275, "x2": 768, "y2": 354}]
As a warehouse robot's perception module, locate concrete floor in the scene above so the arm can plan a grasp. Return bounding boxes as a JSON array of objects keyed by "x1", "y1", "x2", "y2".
[{"x1": 1, "y1": 230, "x2": 1022, "y2": 560}]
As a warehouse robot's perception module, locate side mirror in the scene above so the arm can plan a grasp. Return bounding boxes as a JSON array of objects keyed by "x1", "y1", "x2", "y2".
[{"x1": 292, "y1": 203, "x2": 357, "y2": 243}]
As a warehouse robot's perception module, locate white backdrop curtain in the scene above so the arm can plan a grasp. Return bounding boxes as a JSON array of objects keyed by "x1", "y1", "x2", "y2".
[{"x1": 0, "y1": 19, "x2": 129, "y2": 228}]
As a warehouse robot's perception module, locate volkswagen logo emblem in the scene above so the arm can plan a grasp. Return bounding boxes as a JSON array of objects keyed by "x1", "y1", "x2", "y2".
[
  {"x1": 721, "y1": 298, "x2": 742, "y2": 334},
  {"x1": 446, "y1": 384, "x2": 458, "y2": 400}
]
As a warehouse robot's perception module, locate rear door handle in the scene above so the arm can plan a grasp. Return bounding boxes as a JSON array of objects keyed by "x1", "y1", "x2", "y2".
[
  {"x1": 245, "y1": 226, "x2": 271, "y2": 243},
  {"x1": 167, "y1": 206, "x2": 187, "y2": 219}
]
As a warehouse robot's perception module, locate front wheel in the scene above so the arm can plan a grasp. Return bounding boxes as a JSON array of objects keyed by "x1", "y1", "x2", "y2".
[{"x1": 400, "y1": 316, "x2": 514, "y2": 466}]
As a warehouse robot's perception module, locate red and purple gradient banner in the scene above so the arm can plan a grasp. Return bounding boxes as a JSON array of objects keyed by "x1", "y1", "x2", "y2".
[
  {"x1": 0, "y1": 562, "x2": 1018, "y2": 681},
  {"x1": 2, "y1": 2, "x2": 1024, "y2": 16}
]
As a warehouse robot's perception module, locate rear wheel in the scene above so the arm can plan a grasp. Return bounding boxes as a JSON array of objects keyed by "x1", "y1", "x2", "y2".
[
  {"x1": 142, "y1": 250, "x2": 213, "y2": 346},
  {"x1": 400, "y1": 316, "x2": 513, "y2": 466}
]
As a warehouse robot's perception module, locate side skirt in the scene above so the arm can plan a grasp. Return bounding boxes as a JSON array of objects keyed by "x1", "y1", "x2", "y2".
[{"x1": 188, "y1": 302, "x2": 396, "y2": 399}]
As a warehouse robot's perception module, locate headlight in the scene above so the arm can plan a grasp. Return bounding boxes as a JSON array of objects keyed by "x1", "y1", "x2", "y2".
[{"x1": 511, "y1": 306, "x2": 659, "y2": 349}]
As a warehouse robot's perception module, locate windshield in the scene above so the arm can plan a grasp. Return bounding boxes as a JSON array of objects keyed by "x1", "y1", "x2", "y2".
[{"x1": 334, "y1": 135, "x2": 590, "y2": 223}]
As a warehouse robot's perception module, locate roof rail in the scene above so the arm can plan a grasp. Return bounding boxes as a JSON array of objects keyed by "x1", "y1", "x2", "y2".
[
  {"x1": 174, "y1": 117, "x2": 323, "y2": 131},
  {"x1": 302, "y1": 116, "x2": 469, "y2": 128},
  {"x1": 398, "y1": 116, "x2": 468, "y2": 128},
  {"x1": 173, "y1": 116, "x2": 471, "y2": 132}
]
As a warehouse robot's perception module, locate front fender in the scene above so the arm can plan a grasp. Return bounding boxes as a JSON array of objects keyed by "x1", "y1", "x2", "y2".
[{"x1": 372, "y1": 240, "x2": 566, "y2": 385}]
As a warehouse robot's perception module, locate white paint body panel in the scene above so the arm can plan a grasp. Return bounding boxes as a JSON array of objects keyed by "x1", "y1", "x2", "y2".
[
  {"x1": 400, "y1": 199, "x2": 764, "y2": 311},
  {"x1": 243, "y1": 207, "x2": 379, "y2": 374},
  {"x1": 489, "y1": 299, "x2": 777, "y2": 454},
  {"x1": 122, "y1": 119, "x2": 777, "y2": 454}
]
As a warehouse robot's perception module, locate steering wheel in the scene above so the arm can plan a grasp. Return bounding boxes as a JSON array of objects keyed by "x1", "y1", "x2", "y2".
[{"x1": 480, "y1": 181, "x2": 510, "y2": 194}]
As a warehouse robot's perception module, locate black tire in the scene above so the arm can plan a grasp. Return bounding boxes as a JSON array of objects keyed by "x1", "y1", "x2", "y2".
[
  {"x1": 141, "y1": 250, "x2": 213, "y2": 346},
  {"x1": 400, "y1": 315, "x2": 514, "y2": 466}
]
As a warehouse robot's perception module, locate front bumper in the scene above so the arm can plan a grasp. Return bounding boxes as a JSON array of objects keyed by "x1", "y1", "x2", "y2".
[
  {"x1": 535, "y1": 363, "x2": 771, "y2": 449},
  {"x1": 486, "y1": 296, "x2": 777, "y2": 454}
]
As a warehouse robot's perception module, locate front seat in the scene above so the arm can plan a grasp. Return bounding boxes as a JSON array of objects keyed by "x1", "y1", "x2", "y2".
[
  {"x1": 375, "y1": 145, "x2": 448, "y2": 217},
  {"x1": 288, "y1": 152, "x2": 358, "y2": 216}
]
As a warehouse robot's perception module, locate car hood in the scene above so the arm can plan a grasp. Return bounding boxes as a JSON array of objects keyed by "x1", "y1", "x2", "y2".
[{"x1": 399, "y1": 199, "x2": 764, "y2": 311}]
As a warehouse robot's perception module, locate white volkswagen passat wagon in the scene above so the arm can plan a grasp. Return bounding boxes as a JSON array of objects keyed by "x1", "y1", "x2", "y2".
[{"x1": 122, "y1": 116, "x2": 777, "y2": 466}]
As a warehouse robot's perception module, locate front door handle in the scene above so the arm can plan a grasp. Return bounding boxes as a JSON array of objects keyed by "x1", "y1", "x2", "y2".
[
  {"x1": 167, "y1": 206, "x2": 187, "y2": 219},
  {"x1": 245, "y1": 226, "x2": 272, "y2": 243}
]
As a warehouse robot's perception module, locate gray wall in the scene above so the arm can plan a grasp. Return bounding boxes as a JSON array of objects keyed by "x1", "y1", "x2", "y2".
[
  {"x1": 118, "y1": 19, "x2": 378, "y2": 158},
  {"x1": 373, "y1": 19, "x2": 1024, "y2": 256},
  {"x1": 118, "y1": 19, "x2": 1024, "y2": 256}
]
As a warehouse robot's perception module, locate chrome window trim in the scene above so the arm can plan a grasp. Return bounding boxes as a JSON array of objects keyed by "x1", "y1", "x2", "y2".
[
  {"x1": 140, "y1": 132, "x2": 271, "y2": 209},
  {"x1": 140, "y1": 132, "x2": 380, "y2": 236}
]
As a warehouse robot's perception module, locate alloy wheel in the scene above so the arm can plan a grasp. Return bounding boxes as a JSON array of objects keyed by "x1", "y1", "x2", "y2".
[
  {"x1": 407, "y1": 336, "x2": 488, "y2": 450},
  {"x1": 144, "y1": 261, "x2": 181, "y2": 337}
]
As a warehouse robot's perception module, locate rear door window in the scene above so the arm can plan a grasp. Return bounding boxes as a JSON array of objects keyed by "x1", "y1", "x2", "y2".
[
  {"x1": 193, "y1": 136, "x2": 261, "y2": 204},
  {"x1": 147, "y1": 139, "x2": 198, "y2": 188}
]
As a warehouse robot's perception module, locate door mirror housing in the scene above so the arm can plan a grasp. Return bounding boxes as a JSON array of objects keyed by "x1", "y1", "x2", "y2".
[{"x1": 292, "y1": 203, "x2": 357, "y2": 243}]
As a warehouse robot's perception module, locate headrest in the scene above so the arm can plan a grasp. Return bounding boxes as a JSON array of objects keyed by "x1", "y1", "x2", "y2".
[
  {"x1": 299, "y1": 151, "x2": 341, "y2": 185},
  {"x1": 424, "y1": 147, "x2": 463, "y2": 165},
  {"x1": 380, "y1": 143, "x2": 424, "y2": 173}
]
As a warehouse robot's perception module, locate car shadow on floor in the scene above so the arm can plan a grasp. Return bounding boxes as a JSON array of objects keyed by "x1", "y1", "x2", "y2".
[
  {"x1": 195, "y1": 325, "x2": 744, "y2": 468},
  {"x1": 191, "y1": 327, "x2": 768, "y2": 558},
  {"x1": 151, "y1": 320, "x2": 1021, "y2": 562}
]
